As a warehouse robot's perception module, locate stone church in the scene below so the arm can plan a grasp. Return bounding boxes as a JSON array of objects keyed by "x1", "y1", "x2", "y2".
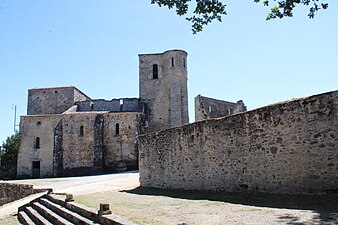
[{"x1": 17, "y1": 50, "x2": 246, "y2": 178}]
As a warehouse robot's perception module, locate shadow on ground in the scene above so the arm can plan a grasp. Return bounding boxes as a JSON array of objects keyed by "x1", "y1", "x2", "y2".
[{"x1": 123, "y1": 187, "x2": 338, "y2": 224}]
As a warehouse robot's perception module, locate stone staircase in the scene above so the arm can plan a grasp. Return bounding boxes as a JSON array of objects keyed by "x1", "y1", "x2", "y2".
[{"x1": 17, "y1": 193, "x2": 138, "y2": 225}]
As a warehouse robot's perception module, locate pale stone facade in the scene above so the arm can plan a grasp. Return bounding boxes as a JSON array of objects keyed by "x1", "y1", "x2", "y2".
[
  {"x1": 17, "y1": 50, "x2": 191, "y2": 178},
  {"x1": 139, "y1": 50, "x2": 189, "y2": 132}
]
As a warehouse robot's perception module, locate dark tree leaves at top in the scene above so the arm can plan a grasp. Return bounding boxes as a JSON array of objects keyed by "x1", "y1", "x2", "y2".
[{"x1": 151, "y1": 0, "x2": 329, "y2": 33}]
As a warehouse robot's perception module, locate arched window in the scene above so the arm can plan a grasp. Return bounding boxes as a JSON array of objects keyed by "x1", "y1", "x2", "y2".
[
  {"x1": 79, "y1": 125, "x2": 84, "y2": 137},
  {"x1": 152, "y1": 64, "x2": 158, "y2": 79},
  {"x1": 35, "y1": 137, "x2": 40, "y2": 149},
  {"x1": 116, "y1": 123, "x2": 120, "y2": 136}
]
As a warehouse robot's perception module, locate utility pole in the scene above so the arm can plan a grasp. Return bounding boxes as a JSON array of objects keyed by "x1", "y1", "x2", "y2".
[
  {"x1": 0, "y1": 146, "x2": 2, "y2": 168},
  {"x1": 12, "y1": 105, "x2": 19, "y2": 133}
]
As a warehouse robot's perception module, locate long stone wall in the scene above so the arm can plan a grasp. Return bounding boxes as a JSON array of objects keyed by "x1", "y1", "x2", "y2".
[
  {"x1": 0, "y1": 183, "x2": 45, "y2": 206},
  {"x1": 139, "y1": 90, "x2": 338, "y2": 194}
]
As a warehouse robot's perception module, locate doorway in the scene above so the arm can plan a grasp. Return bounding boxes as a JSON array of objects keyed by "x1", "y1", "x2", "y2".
[{"x1": 32, "y1": 161, "x2": 40, "y2": 178}]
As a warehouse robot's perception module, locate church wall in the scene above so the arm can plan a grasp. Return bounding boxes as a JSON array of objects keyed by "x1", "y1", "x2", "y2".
[
  {"x1": 103, "y1": 112, "x2": 142, "y2": 171},
  {"x1": 139, "y1": 50, "x2": 189, "y2": 133},
  {"x1": 17, "y1": 115, "x2": 62, "y2": 178},
  {"x1": 76, "y1": 98, "x2": 141, "y2": 112},
  {"x1": 139, "y1": 90, "x2": 338, "y2": 194},
  {"x1": 59, "y1": 112, "x2": 141, "y2": 176},
  {"x1": 27, "y1": 87, "x2": 89, "y2": 115},
  {"x1": 195, "y1": 95, "x2": 246, "y2": 122},
  {"x1": 61, "y1": 113, "x2": 103, "y2": 176}
]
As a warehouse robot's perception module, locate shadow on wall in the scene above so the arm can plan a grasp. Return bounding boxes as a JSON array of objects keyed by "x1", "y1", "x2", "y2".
[{"x1": 123, "y1": 187, "x2": 338, "y2": 224}]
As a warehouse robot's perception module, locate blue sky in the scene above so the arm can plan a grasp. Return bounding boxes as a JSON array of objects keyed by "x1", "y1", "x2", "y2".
[{"x1": 0, "y1": 1, "x2": 337, "y2": 144}]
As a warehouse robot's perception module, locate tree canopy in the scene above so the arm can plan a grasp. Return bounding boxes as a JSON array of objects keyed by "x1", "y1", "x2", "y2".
[
  {"x1": 151, "y1": 0, "x2": 329, "y2": 33},
  {"x1": 1, "y1": 133, "x2": 20, "y2": 168}
]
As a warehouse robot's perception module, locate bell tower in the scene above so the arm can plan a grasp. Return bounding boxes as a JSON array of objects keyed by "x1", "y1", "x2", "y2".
[{"x1": 139, "y1": 50, "x2": 189, "y2": 132}]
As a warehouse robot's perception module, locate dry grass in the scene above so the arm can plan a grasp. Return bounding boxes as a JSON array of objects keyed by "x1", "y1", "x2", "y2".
[
  {"x1": 0, "y1": 215, "x2": 21, "y2": 225},
  {"x1": 75, "y1": 187, "x2": 338, "y2": 225}
]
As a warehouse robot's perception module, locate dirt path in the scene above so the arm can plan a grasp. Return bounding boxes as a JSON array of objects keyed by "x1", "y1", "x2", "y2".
[{"x1": 6, "y1": 171, "x2": 139, "y2": 195}]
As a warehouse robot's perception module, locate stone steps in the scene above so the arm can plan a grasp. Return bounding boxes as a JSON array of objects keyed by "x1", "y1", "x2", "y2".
[
  {"x1": 18, "y1": 193, "x2": 139, "y2": 225},
  {"x1": 24, "y1": 206, "x2": 53, "y2": 225},
  {"x1": 17, "y1": 211, "x2": 35, "y2": 225},
  {"x1": 31, "y1": 201, "x2": 73, "y2": 225}
]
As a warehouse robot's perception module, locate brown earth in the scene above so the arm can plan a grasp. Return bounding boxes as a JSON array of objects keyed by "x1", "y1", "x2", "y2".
[{"x1": 2, "y1": 171, "x2": 337, "y2": 225}]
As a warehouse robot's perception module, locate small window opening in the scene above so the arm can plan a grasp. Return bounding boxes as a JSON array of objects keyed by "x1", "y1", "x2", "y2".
[
  {"x1": 171, "y1": 57, "x2": 174, "y2": 67},
  {"x1": 152, "y1": 64, "x2": 158, "y2": 79},
  {"x1": 116, "y1": 123, "x2": 120, "y2": 136},
  {"x1": 208, "y1": 105, "x2": 212, "y2": 113},
  {"x1": 90, "y1": 102, "x2": 94, "y2": 110},
  {"x1": 35, "y1": 137, "x2": 40, "y2": 149},
  {"x1": 120, "y1": 99, "x2": 124, "y2": 111},
  {"x1": 183, "y1": 58, "x2": 186, "y2": 68},
  {"x1": 54, "y1": 90, "x2": 58, "y2": 94},
  {"x1": 36, "y1": 121, "x2": 41, "y2": 126},
  {"x1": 79, "y1": 125, "x2": 84, "y2": 137}
]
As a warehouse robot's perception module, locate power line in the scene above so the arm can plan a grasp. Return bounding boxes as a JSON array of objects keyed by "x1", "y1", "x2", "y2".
[{"x1": 96, "y1": 24, "x2": 189, "y2": 77}]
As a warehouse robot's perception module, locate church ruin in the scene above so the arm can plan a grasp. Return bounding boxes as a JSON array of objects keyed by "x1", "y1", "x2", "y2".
[{"x1": 17, "y1": 49, "x2": 246, "y2": 178}]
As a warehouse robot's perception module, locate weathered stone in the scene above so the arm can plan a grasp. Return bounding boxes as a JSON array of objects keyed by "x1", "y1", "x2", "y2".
[
  {"x1": 195, "y1": 95, "x2": 246, "y2": 122},
  {"x1": 17, "y1": 49, "x2": 190, "y2": 178},
  {"x1": 139, "y1": 90, "x2": 338, "y2": 194},
  {"x1": 0, "y1": 183, "x2": 47, "y2": 206},
  {"x1": 270, "y1": 147, "x2": 278, "y2": 154}
]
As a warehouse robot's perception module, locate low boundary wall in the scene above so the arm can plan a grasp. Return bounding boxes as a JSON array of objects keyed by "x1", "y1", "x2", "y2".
[{"x1": 0, "y1": 183, "x2": 47, "y2": 206}]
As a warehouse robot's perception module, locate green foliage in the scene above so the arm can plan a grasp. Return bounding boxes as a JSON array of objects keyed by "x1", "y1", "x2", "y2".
[
  {"x1": 1, "y1": 133, "x2": 20, "y2": 168},
  {"x1": 151, "y1": 0, "x2": 329, "y2": 33},
  {"x1": 259, "y1": 0, "x2": 329, "y2": 20}
]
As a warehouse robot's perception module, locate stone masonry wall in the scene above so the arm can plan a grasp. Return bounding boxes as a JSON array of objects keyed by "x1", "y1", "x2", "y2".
[
  {"x1": 139, "y1": 50, "x2": 189, "y2": 133},
  {"x1": 60, "y1": 112, "x2": 141, "y2": 176},
  {"x1": 139, "y1": 90, "x2": 338, "y2": 194},
  {"x1": 76, "y1": 98, "x2": 142, "y2": 112},
  {"x1": 27, "y1": 86, "x2": 89, "y2": 115},
  {"x1": 17, "y1": 115, "x2": 62, "y2": 178},
  {"x1": 0, "y1": 183, "x2": 45, "y2": 206},
  {"x1": 195, "y1": 95, "x2": 246, "y2": 122}
]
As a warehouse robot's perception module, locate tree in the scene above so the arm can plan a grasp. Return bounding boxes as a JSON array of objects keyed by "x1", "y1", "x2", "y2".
[
  {"x1": 0, "y1": 133, "x2": 20, "y2": 169},
  {"x1": 151, "y1": 0, "x2": 329, "y2": 33}
]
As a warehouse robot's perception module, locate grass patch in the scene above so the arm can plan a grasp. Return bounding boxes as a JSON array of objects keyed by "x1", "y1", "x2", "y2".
[{"x1": 0, "y1": 215, "x2": 21, "y2": 225}]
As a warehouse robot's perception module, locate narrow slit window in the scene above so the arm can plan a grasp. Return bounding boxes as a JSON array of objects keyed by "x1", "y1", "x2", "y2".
[
  {"x1": 171, "y1": 57, "x2": 174, "y2": 67},
  {"x1": 152, "y1": 64, "x2": 158, "y2": 79},
  {"x1": 79, "y1": 125, "x2": 84, "y2": 137},
  {"x1": 35, "y1": 137, "x2": 40, "y2": 149},
  {"x1": 116, "y1": 123, "x2": 120, "y2": 136},
  {"x1": 183, "y1": 58, "x2": 186, "y2": 68},
  {"x1": 120, "y1": 99, "x2": 124, "y2": 111}
]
